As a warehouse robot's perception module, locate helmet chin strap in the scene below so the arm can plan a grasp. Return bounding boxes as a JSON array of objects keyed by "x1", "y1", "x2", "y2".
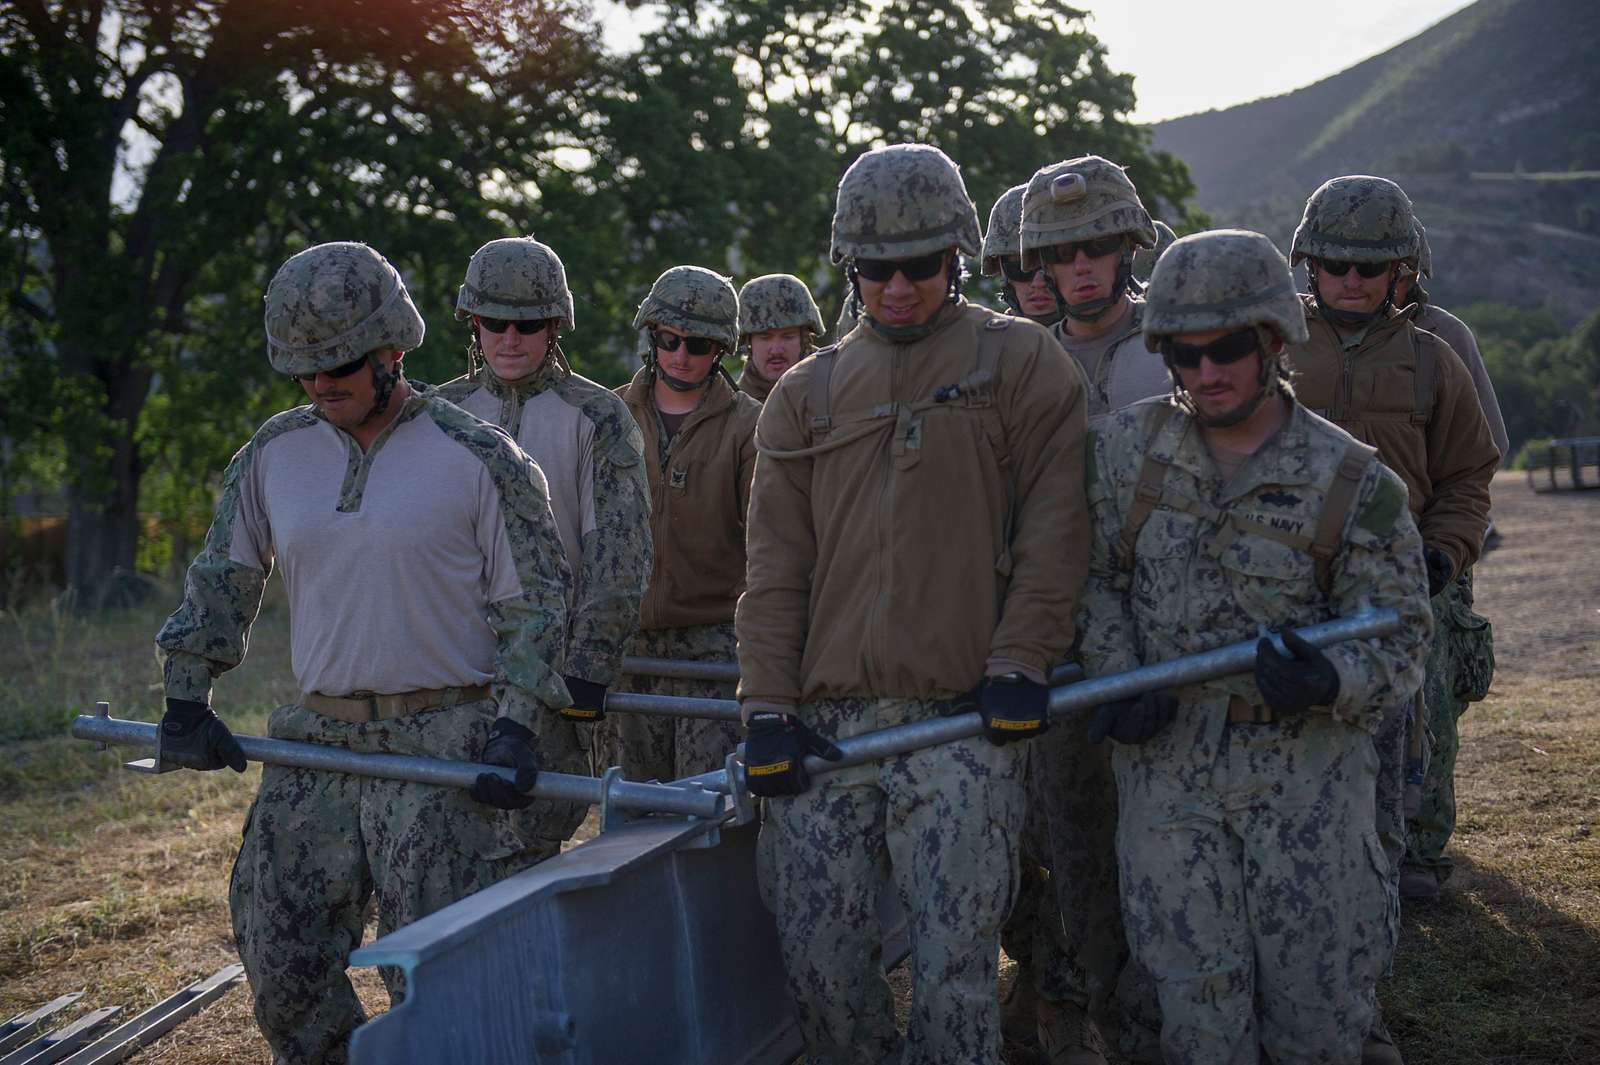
[
  {"x1": 1168, "y1": 337, "x2": 1280, "y2": 429},
  {"x1": 856, "y1": 257, "x2": 964, "y2": 344},
  {"x1": 1063, "y1": 250, "x2": 1135, "y2": 323},
  {"x1": 358, "y1": 353, "x2": 400, "y2": 426},
  {"x1": 1310, "y1": 270, "x2": 1400, "y2": 329},
  {"x1": 1000, "y1": 273, "x2": 1067, "y2": 328},
  {"x1": 651, "y1": 346, "x2": 723, "y2": 393}
]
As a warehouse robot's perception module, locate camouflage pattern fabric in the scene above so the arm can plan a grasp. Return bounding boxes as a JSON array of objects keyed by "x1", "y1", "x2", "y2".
[
  {"x1": 1407, "y1": 571, "x2": 1492, "y2": 879},
  {"x1": 1081, "y1": 395, "x2": 1432, "y2": 1063},
  {"x1": 1140, "y1": 229, "x2": 1309, "y2": 352},
  {"x1": 229, "y1": 699, "x2": 558, "y2": 1065},
  {"x1": 437, "y1": 359, "x2": 652, "y2": 689},
  {"x1": 632, "y1": 266, "x2": 740, "y2": 351},
  {"x1": 758, "y1": 695, "x2": 1026, "y2": 1065},
  {"x1": 264, "y1": 242, "x2": 425, "y2": 377},
  {"x1": 737, "y1": 273, "x2": 825, "y2": 340},
  {"x1": 980, "y1": 183, "x2": 1029, "y2": 276},
  {"x1": 1290, "y1": 175, "x2": 1421, "y2": 267},
  {"x1": 454, "y1": 236, "x2": 575, "y2": 330},
  {"x1": 1019, "y1": 156, "x2": 1157, "y2": 269},
  {"x1": 612, "y1": 622, "x2": 741, "y2": 781},
  {"x1": 829, "y1": 143, "x2": 981, "y2": 264}
]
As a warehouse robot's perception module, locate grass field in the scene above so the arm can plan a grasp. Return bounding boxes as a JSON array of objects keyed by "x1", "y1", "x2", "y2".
[{"x1": 2, "y1": 470, "x2": 1596, "y2": 1063}]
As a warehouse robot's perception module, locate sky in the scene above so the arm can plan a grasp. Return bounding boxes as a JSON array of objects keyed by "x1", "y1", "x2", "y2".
[{"x1": 596, "y1": 0, "x2": 1479, "y2": 124}]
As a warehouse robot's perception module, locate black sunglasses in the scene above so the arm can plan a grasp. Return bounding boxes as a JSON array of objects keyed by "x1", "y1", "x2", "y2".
[
  {"x1": 852, "y1": 249, "x2": 949, "y2": 284},
  {"x1": 1162, "y1": 328, "x2": 1261, "y2": 371},
  {"x1": 294, "y1": 354, "x2": 369, "y2": 382},
  {"x1": 1000, "y1": 256, "x2": 1045, "y2": 284},
  {"x1": 478, "y1": 316, "x2": 551, "y2": 335},
  {"x1": 651, "y1": 328, "x2": 722, "y2": 357},
  {"x1": 1315, "y1": 258, "x2": 1391, "y2": 279},
  {"x1": 1039, "y1": 234, "x2": 1126, "y2": 265}
]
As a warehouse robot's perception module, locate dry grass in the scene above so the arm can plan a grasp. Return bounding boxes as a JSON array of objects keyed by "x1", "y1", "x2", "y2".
[{"x1": 3, "y1": 471, "x2": 1598, "y2": 1063}]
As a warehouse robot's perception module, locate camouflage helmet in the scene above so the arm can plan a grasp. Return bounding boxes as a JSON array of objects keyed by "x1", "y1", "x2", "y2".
[
  {"x1": 737, "y1": 274, "x2": 824, "y2": 341},
  {"x1": 980, "y1": 184, "x2": 1029, "y2": 276},
  {"x1": 1290, "y1": 175, "x2": 1420, "y2": 267},
  {"x1": 1133, "y1": 219, "x2": 1179, "y2": 284},
  {"x1": 264, "y1": 242, "x2": 425, "y2": 376},
  {"x1": 1414, "y1": 220, "x2": 1434, "y2": 278},
  {"x1": 455, "y1": 237, "x2": 574, "y2": 331},
  {"x1": 1142, "y1": 229, "x2": 1310, "y2": 352},
  {"x1": 632, "y1": 265, "x2": 739, "y2": 351},
  {"x1": 1020, "y1": 156, "x2": 1158, "y2": 269},
  {"x1": 830, "y1": 143, "x2": 981, "y2": 264}
]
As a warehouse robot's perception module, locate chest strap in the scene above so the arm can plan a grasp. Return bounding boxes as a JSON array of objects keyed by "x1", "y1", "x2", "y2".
[
  {"x1": 1116, "y1": 410, "x2": 1375, "y2": 595},
  {"x1": 764, "y1": 318, "x2": 1011, "y2": 462}
]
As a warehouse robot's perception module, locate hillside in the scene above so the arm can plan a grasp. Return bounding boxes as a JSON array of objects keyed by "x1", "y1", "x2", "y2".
[{"x1": 1151, "y1": 0, "x2": 1600, "y2": 323}]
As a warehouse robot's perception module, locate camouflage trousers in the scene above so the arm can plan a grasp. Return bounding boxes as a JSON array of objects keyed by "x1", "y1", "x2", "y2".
[
  {"x1": 1407, "y1": 572, "x2": 1493, "y2": 879},
  {"x1": 612, "y1": 622, "x2": 742, "y2": 781},
  {"x1": 998, "y1": 779, "x2": 1056, "y2": 974},
  {"x1": 1114, "y1": 712, "x2": 1396, "y2": 1065},
  {"x1": 1030, "y1": 719, "x2": 1163, "y2": 1061},
  {"x1": 759, "y1": 696, "x2": 1027, "y2": 1065},
  {"x1": 229, "y1": 700, "x2": 559, "y2": 1065}
]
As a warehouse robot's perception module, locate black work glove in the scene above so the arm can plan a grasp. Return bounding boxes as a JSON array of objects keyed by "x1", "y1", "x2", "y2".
[
  {"x1": 1424, "y1": 546, "x2": 1454, "y2": 598},
  {"x1": 469, "y1": 717, "x2": 542, "y2": 810},
  {"x1": 978, "y1": 673, "x2": 1051, "y2": 745},
  {"x1": 160, "y1": 698, "x2": 247, "y2": 772},
  {"x1": 558, "y1": 676, "x2": 609, "y2": 722},
  {"x1": 1254, "y1": 627, "x2": 1341, "y2": 715},
  {"x1": 742, "y1": 712, "x2": 844, "y2": 797},
  {"x1": 1087, "y1": 691, "x2": 1179, "y2": 745}
]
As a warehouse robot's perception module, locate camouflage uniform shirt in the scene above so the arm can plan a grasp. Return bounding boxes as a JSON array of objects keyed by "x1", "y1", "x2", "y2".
[
  {"x1": 439, "y1": 358, "x2": 651, "y2": 686},
  {"x1": 156, "y1": 388, "x2": 573, "y2": 729}
]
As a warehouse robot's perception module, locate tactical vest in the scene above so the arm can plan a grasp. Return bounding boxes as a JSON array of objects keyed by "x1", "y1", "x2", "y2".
[{"x1": 1115, "y1": 405, "x2": 1376, "y2": 596}]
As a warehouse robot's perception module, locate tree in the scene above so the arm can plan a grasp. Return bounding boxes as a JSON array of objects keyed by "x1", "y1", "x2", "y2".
[
  {"x1": 0, "y1": 0, "x2": 598, "y2": 603},
  {"x1": 561, "y1": 0, "x2": 1206, "y2": 344}
]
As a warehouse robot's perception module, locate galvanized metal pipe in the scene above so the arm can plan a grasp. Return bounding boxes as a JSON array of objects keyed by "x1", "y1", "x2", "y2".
[
  {"x1": 620, "y1": 656, "x2": 741, "y2": 683},
  {"x1": 70, "y1": 714, "x2": 723, "y2": 819},
  {"x1": 605, "y1": 692, "x2": 743, "y2": 722},
  {"x1": 605, "y1": 664, "x2": 1084, "y2": 721},
  {"x1": 676, "y1": 608, "x2": 1401, "y2": 795}
]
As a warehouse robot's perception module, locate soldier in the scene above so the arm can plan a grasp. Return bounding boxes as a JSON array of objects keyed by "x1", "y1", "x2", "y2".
[
  {"x1": 736, "y1": 273, "x2": 826, "y2": 403},
  {"x1": 982, "y1": 175, "x2": 1101, "y2": 1058},
  {"x1": 614, "y1": 266, "x2": 761, "y2": 780},
  {"x1": 1082, "y1": 228, "x2": 1432, "y2": 1064},
  {"x1": 438, "y1": 237, "x2": 652, "y2": 791},
  {"x1": 1020, "y1": 156, "x2": 1172, "y2": 423},
  {"x1": 980, "y1": 182, "x2": 1067, "y2": 327},
  {"x1": 154, "y1": 242, "x2": 574, "y2": 1065},
  {"x1": 737, "y1": 143, "x2": 1089, "y2": 1065},
  {"x1": 1284, "y1": 176, "x2": 1499, "y2": 1065},
  {"x1": 1017, "y1": 155, "x2": 1178, "y2": 1062},
  {"x1": 1389, "y1": 221, "x2": 1503, "y2": 901}
]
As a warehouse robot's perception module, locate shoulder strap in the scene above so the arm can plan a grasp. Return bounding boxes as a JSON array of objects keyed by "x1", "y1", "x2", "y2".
[
  {"x1": 1411, "y1": 328, "x2": 1434, "y2": 424},
  {"x1": 807, "y1": 343, "x2": 840, "y2": 437},
  {"x1": 1115, "y1": 403, "x2": 1177, "y2": 570},
  {"x1": 1308, "y1": 440, "x2": 1377, "y2": 595}
]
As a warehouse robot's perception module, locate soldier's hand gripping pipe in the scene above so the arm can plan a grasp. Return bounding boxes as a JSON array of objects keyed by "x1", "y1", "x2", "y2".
[
  {"x1": 558, "y1": 676, "x2": 609, "y2": 722},
  {"x1": 1086, "y1": 691, "x2": 1179, "y2": 745},
  {"x1": 976, "y1": 673, "x2": 1051, "y2": 744},
  {"x1": 742, "y1": 711, "x2": 844, "y2": 796},
  {"x1": 158, "y1": 698, "x2": 247, "y2": 772},
  {"x1": 469, "y1": 718, "x2": 542, "y2": 809},
  {"x1": 1254, "y1": 626, "x2": 1341, "y2": 715}
]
